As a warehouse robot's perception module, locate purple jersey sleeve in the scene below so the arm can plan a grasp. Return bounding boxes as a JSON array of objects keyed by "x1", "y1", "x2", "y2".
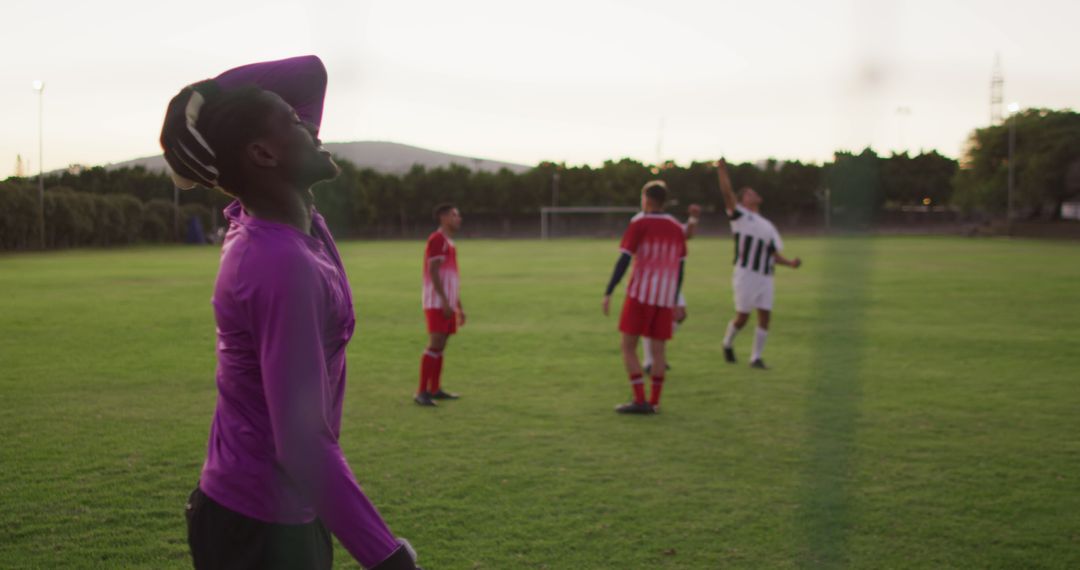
[
  {"x1": 243, "y1": 248, "x2": 398, "y2": 567},
  {"x1": 215, "y1": 55, "x2": 328, "y2": 128}
]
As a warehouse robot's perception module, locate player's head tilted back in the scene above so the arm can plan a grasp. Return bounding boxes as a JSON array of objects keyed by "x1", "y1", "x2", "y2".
[
  {"x1": 738, "y1": 186, "x2": 763, "y2": 210},
  {"x1": 641, "y1": 180, "x2": 668, "y2": 212},
  {"x1": 161, "y1": 84, "x2": 338, "y2": 199},
  {"x1": 433, "y1": 203, "x2": 462, "y2": 232}
]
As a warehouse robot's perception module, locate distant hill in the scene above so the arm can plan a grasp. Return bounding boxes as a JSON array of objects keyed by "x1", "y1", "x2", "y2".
[{"x1": 101, "y1": 141, "x2": 531, "y2": 175}]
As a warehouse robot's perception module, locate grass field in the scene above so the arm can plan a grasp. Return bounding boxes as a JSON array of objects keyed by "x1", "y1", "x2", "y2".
[{"x1": 1, "y1": 235, "x2": 1079, "y2": 569}]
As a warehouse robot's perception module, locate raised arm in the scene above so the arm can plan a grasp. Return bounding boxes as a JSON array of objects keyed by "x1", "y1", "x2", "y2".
[
  {"x1": 215, "y1": 55, "x2": 328, "y2": 128},
  {"x1": 160, "y1": 55, "x2": 329, "y2": 190},
  {"x1": 716, "y1": 159, "x2": 738, "y2": 215}
]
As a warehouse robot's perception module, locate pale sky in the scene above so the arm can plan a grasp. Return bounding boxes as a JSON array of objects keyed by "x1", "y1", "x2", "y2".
[{"x1": 2, "y1": 0, "x2": 1078, "y2": 179}]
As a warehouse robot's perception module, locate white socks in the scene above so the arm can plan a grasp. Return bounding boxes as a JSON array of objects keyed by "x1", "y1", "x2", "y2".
[
  {"x1": 723, "y1": 320, "x2": 742, "y2": 348},
  {"x1": 751, "y1": 327, "x2": 768, "y2": 362}
]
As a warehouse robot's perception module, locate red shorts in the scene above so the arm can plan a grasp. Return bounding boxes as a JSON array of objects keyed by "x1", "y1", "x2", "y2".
[
  {"x1": 425, "y1": 308, "x2": 458, "y2": 335},
  {"x1": 618, "y1": 297, "x2": 674, "y2": 340}
]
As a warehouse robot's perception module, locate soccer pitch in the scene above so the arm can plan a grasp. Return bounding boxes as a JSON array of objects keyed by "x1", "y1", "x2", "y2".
[{"x1": 1, "y1": 236, "x2": 1078, "y2": 569}]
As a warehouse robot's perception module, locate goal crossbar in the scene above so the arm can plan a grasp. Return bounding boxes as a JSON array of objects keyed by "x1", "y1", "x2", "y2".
[{"x1": 540, "y1": 206, "x2": 640, "y2": 239}]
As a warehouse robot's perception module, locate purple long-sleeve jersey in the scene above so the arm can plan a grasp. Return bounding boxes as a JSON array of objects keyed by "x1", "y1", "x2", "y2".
[{"x1": 197, "y1": 56, "x2": 400, "y2": 568}]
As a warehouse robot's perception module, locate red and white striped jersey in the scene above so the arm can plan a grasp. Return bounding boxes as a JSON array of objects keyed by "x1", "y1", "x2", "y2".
[
  {"x1": 619, "y1": 213, "x2": 688, "y2": 308},
  {"x1": 422, "y1": 230, "x2": 460, "y2": 310}
]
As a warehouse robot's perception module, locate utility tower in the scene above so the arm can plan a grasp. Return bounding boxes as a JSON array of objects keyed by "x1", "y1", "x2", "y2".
[{"x1": 990, "y1": 54, "x2": 1004, "y2": 125}]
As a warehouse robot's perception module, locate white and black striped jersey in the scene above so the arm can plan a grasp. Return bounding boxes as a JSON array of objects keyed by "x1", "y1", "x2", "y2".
[{"x1": 729, "y1": 205, "x2": 783, "y2": 278}]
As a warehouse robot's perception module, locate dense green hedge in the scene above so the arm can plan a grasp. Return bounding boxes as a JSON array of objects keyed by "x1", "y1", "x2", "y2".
[{"x1": 0, "y1": 182, "x2": 194, "y2": 249}]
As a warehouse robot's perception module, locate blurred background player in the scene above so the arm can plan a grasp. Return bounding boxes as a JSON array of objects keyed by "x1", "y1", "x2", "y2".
[
  {"x1": 603, "y1": 181, "x2": 688, "y2": 414},
  {"x1": 715, "y1": 159, "x2": 801, "y2": 370},
  {"x1": 642, "y1": 203, "x2": 701, "y2": 373},
  {"x1": 161, "y1": 55, "x2": 421, "y2": 569},
  {"x1": 416, "y1": 204, "x2": 465, "y2": 406}
]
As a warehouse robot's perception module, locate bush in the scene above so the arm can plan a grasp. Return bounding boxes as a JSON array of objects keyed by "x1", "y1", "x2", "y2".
[
  {"x1": 142, "y1": 199, "x2": 179, "y2": 243},
  {"x1": 0, "y1": 182, "x2": 40, "y2": 249}
]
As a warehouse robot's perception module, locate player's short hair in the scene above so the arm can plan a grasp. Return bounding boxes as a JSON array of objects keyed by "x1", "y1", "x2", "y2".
[
  {"x1": 642, "y1": 180, "x2": 667, "y2": 206},
  {"x1": 433, "y1": 203, "x2": 457, "y2": 222},
  {"x1": 196, "y1": 86, "x2": 279, "y2": 195}
]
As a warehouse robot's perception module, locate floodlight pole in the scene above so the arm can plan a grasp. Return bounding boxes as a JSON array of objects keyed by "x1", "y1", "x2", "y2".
[
  {"x1": 1007, "y1": 113, "x2": 1016, "y2": 236},
  {"x1": 34, "y1": 81, "x2": 45, "y2": 249},
  {"x1": 823, "y1": 187, "x2": 831, "y2": 232},
  {"x1": 551, "y1": 171, "x2": 560, "y2": 208}
]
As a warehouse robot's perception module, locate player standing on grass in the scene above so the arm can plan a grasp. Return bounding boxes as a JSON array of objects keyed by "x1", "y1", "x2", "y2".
[
  {"x1": 161, "y1": 55, "x2": 421, "y2": 569},
  {"x1": 603, "y1": 181, "x2": 688, "y2": 414},
  {"x1": 642, "y1": 204, "x2": 701, "y2": 374},
  {"x1": 715, "y1": 159, "x2": 801, "y2": 369},
  {"x1": 415, "y1": 204, "x2": 464, "y2": 407}
]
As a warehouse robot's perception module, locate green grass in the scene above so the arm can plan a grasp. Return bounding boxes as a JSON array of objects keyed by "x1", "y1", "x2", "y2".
[{"x1": 1, "y1": 236, "x2": 1078, "y2": 569}]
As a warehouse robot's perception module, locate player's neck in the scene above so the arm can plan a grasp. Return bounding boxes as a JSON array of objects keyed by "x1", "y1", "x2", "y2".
[
  {"x1": 240, "y1": 183, "x2": 314, "y2": 235},
  {"x1": 439, "y1": 225, "x2": 456, "y2": 237},
  {"x1": 743, "y1": 203, "x2": 760, "y2": 214}
]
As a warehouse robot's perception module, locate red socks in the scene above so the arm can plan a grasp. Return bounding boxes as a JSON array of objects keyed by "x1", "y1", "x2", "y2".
[
  {"x1": 418, "y1": 349, "x2": 444, "y2": 394},
  {"x1": 649, "y1": 375, "x2": 665, "y2": 406},
  {"x1": 430, "y1": 350, "x2": 444, "y2": 393},
  {"x1": 629, "y1": 373, "x2": 646, "y2": 404}
]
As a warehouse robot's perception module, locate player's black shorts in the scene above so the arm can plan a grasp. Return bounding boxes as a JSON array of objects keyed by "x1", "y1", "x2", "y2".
[{"x1": 185, "y1": 485, "x2": 332, "y2": 570}]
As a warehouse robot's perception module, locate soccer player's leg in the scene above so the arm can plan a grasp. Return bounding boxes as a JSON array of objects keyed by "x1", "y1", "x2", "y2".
[
  {"x1": 750, "y1": 281, "x2": 774, "y2": 369},
  {"x1": 645, "y1": 310, "x2": 673, "y2": 410},
  {"x1": 642, "y1": 336, "x2": 654, "y2": 374},
  {"x1": 724, "y1": 312, "x2": 750, "y2": 364},
  {"x1": 616, "y1": 297, "x2": 653, "y2": 414},
  {"x1": 428, "y1": 331, "x2": 459, "y2": 400},
  {"x1": 725, "y1": 280, "x2": 753, "y2": 363},
  {"x1": 417, "y1": 310, "x2": 453, "y2": 406},
  {"x1": 664, "y1": 296, "x2": 685, "y2": 372}
]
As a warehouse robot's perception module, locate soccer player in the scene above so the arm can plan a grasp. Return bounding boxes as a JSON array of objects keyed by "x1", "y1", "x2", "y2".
[
  {"x1": 160, "y1": 56, "x2": 421, "y2": 569},
  {"x1": 715, "y1": 159, "x2": 801, "y2": 369},
  {"x1": 415, "y1": 204, "x2": 464, "y2": 407},
  {"x1": 642, "y1": 204, "x2": 701, "y2": 373},
  {"x1": 603, "y1": 181, "x2": 688, "y2": 414}
]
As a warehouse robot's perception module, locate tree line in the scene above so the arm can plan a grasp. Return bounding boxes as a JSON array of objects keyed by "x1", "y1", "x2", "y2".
[{"x1": 2, "y1": 107, "x2": 1076, "y2": 250}]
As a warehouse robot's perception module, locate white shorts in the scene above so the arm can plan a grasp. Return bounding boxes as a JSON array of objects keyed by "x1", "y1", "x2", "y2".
[{"x1": 733, "y1": 274, "x2": 774, "y2": 313}]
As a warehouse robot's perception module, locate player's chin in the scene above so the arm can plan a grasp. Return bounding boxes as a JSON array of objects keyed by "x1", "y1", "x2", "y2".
[{"x1": 301, "y1": 152, "x2": 341, "y2": 185}]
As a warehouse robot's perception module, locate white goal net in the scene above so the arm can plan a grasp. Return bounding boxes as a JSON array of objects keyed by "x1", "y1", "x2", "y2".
[{"x1": 540, "y1": 206, "x2": 640, "y2": 239}]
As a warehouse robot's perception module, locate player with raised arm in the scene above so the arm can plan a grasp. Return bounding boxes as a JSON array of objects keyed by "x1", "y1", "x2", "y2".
[
  {"x1": 161, "y1": 56, "x2": 421, "y2": 569},
  {"x1": 603, "y1": 181, "x2": 688, "y2": 414},
  {"x1": 643, "y1": 204, "x2": 701, "y2": 374},
  {"x1": 715, "y1": 159, "x2": 801, "y2": 369},
  {"x1": 415, "y1": 204, "x2": 464, "y2": 407}
]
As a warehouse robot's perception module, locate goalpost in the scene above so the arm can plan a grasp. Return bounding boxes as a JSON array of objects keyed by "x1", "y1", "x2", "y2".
[{"x1": 540, "y1": 206, "x2": 640, "y2": 239}]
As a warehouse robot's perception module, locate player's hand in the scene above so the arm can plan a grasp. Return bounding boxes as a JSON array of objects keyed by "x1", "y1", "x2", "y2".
[
  {"x1": 673, "y1": 306, "x2": 687, "y2": 322},
  {"x1": 372, "y1": 537, "x2": 421, "y2": 569},
  {"x1": 457, "y1": 309, "x2": 467, "y2": 327},
  {"x1": 602, "y1": 295, "x2": 611, "y2": 316},
  {"x1": 441, "y1": 305, "x2": 454, "y2": 319},
  {"x1": 715, "y1": 158, "x2": 728, "y2": 174},
  {"x1": 792, "y1": 257, "x2": 802, "y2": 269},
  {"x1": 688, "y1": 204, "x2": 702, "y2": 218}
]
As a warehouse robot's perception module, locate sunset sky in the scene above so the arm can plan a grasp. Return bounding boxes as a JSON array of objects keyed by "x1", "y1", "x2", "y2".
[{"x1": 2, "y1": 0, "x2": 1078, "y2": 178}]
